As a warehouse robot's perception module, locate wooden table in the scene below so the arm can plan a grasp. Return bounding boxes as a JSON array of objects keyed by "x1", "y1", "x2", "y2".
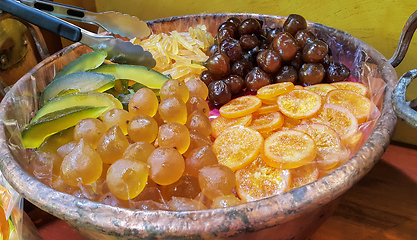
[
  {"x1": 311, "y1": 143, "x2": 417, "y2": 240},
  {"x1": 35, "y1": 143, "x2": 417, "y2": 240}
]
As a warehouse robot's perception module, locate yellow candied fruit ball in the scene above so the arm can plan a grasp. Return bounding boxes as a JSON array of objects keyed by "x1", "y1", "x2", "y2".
[
  {"x1": 127, "y1": 114, "x2": 159, "y2": 143},
  {"x1": 185, "y1": 111, "x2": 212, "y2": 137},
  {"x1": 122, "y1": 141, "x2": 155, "y2": 163},
  {"x1": 157, "y1": 122, "x2": 190, "y2": 154},
  {"x1": 160, "y1": 79, "x2": 190, "y2": 103},
  {"x1": 186, "y1": 96, "x2": 210, "y2": 117},
  {"x1": 96, "y1": 125, "x2": 130, "y2": 164},
  {"x1": 60, "y1": 138, "x2": 103, "y2": 187},
  {"x1": 73, "y1": 118, "x2": 107, "y2": 149},
  {"x1": 198, "y1": 164, "x2": 236, "y2": 200},
  {"x1": 106, "y1": 158, "x2": 149, "y2": 200},
  {"x1": 128, "y1": 88, "x2": 159, "y2": 117},
  {"x1": 185, "y1": 78, "x2": 209, "y2": 100},
  {"x1": 147, "y1": 146, "x2": 185, "y2": 186},
  {"x1": 101, "y1": 108, "x2": 134, "y2": 135},
  {"x1": 158, "y1": 97, "x2": 188, "y2": 124}
]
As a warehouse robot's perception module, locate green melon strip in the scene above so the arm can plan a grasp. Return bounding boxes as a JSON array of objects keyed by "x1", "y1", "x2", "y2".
[
  {"x1": 40, "y1": 71, "x2": 115, "y2": 106},
  {"x1": 54, "y1": 51, "x2": 107, "y2": 79},
  {"x1": 22, "y1": 106, "x2": 109, "y2": 149},
  {"x1": 90, "y1": 64, "x2": 169, "y2": 89},
  {"x1": 32, "y1": 91, "x2": 122, "y2": 122}
]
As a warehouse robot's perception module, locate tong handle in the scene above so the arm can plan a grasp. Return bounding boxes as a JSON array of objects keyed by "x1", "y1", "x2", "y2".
[
  {"x1": 392, "y1": 70, "x2": 417, "y2": 128},
  {"x1": 29, "y1": 0, "x2": 93, "y2": 23},
  {"x1": 0, "y1": 0, "x2": 82, "y2": 42},
  {"x1": 32, "y1": 0, "x2": 86, "y2": 11},
  {"x1": 389, "y1": 10, "x2": 417, "y2": 67}
]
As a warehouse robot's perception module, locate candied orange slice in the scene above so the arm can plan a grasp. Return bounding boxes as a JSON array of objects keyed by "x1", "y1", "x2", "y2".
[
  {"x1": 257, "y1": 82, "x2": 295, "y2": 100},
  {"x1": 281, "y1": 115, "x2": 302, "y2": 130},
  {"x1": 331, "y1": 81, "x2": 367, "y2": 96},
  {"x1": 235, "y1": 156, "x2": 291, "y2": 203},
  {"x1": 294, "y1": 85, "x2": 304, "y2": 90},
  {"x1": 260, "y1": 97, "x2": 279, "y2": 105},
  {"x1": 213, "y1": 125, "x2": 263, "y2": 171},
  {"x1": 277, "y1": 89, "x2": 322, "y2": 119},
  {"x1": 262, "y1": 129, "x2": 317, "y2": 169},
  {"x1": 289, "y1": 161, "x2": 319, "y2": 190},
  {"x1": 343, "y1": 130, "x2": 363, "y2": 151},
  {"x1": 316, "y1": 146, "x2": 351, "y2": 179},
  {"x1": 292, "y1": 123, "x2": 343, "y2": 170},
  {"x1": 304, "y1": 84, "x2": 337, "y2": 98},
  {"x1": 211, "y1": 114, "x2": 252, "y2": 138},
  {"x1": 303, "y1": 103, "x2": 358, "y2": 142},
  {"x1": 253, "y1": 103, "x2": 280, "y2": 115},
  {"x1": 219, "y1": 95, "x2": 262, "y2": 118},
  {"x1": 248, "y1": 112, "x2": 284, "y2": 133},
  {"x1": 259, "y1": 130, "x2": 277, "y2": 139},
  {"x1": 325, "y1": 89, "x2": 373, "y2": 124},
  {"x1": 318, "y1": 168, "x2": 334, "y2": 179}
]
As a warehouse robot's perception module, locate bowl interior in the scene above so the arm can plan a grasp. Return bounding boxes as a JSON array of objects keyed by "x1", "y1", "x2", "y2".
[{"x1": 0, "y1": 13, "x2": 398, "y2": 239}]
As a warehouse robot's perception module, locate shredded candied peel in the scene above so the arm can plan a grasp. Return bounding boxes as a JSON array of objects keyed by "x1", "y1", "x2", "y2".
[{"x1": 131, "y1": 25, "x2": 214, "y2": 82}]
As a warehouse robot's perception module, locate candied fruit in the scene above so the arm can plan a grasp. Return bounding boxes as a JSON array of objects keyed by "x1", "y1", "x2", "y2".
[{"x1": 60, "y1": 139, "x2": 103, "y2": 186}]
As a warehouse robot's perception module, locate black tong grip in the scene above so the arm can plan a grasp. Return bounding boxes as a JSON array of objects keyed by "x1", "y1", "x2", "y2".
[
  {"x1": 33, "y1": 0, "x2": 86, "y2": 18},
  {"x1": 0, "y1": 0, "x2": 82, "y2": 42}
]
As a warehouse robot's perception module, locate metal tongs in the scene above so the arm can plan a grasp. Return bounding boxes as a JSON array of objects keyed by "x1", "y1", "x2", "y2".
[
  {"x1": 0, "y1": 0, "x2": 156, "y2": 68},
  {"x1": 18, "y1": 0, "x2": 150, "y2": 39}
]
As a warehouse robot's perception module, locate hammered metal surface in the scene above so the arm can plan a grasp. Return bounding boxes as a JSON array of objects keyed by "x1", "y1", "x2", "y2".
[
  {"x1": 0, "y1": 13, "x2": 398, "y2": 239},
  {"x1": 392, "y1": 69, "x2": 417, "y2": 128}
]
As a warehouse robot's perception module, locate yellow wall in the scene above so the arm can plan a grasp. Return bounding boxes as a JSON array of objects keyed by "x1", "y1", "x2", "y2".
[{"x1": 94, "y1": 0, "x2": 417, "y2": 144}]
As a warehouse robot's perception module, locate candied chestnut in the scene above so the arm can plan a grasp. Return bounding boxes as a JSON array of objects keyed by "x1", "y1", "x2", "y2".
[
  {"x1": 258, "y1": 37, "x2": 269, "y2": 50},
  {"x1": 294, "y1": 29, "x2": 316, "y2": 49},
  {"x1": 325, "y1": 61, "x2": 351, "y2": 83},
  {"x1": 290, "y1": 51, "x2": 303, "y2": 70},
  {"x1": 231, "y1": 59, "x2": 254, "y2": 77},
  {"x1": 321, "y1": 54, "x2": 333, "y2": 69},
  {"x1": 302, "y1": 39, "x2": 328, "y2": 63},
  {"x1": 216, "y1": 27, "x2": 236, "y2": 44},
  {"x1": 238, "y1": 18, "x2": 262, "y2": 36},
  {"x1": 242, "y1": 46, "x2": 260, "y2": 65},
  {"x1": 208, "y1": 80, "x2": 232, "y2": 106},
  {"x1": 225, "y1": 17, "x2": 242, "y2": 28},
  {"x1": 272, "y1": 32, "x2": 299, "y2": 62},
  {"x1": 206, "y1": 44, "x2": 219, "y2": 57},
  {"x1": 219, "y1": 38, "x2": 243, "y2": 62},
  {"x1": 240, "y1": 34, "x2": 260, "y2": 50},
  {"x1": 205, "y1": 52, "x2": 230, "y2": 77},
  {"x1": 200, "y1": 70, "x2": 220, "y2": 86},
  {"x1": 223, "y1": 75, "x2": 245, "y2": 94},
  {"x1": 299, "y1": 63, "x2": 325, "y2": 85},
  {"x1": 265, "y1": 27, "x2": 284, "y2": 44},
  {"x1": 245, "y1": 67, "x2": 271, "y2": 91},
  {"x1": 218, "y1": 22, "x2": 238, "y2": 35},
  {"x1": 274, "y1": 65, "x2": 298, "y2": 83},
  {"x1": 283, "y1": 14, "x2": 307, "y2": 36},
  {"x1": 256, "y1": 49, "x2": 282, "y2": 74}
]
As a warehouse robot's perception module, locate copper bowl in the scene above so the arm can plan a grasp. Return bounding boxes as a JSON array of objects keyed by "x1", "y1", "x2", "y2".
[{"x1": 0, "y1": 13, "x2": 397, "y2": 240}]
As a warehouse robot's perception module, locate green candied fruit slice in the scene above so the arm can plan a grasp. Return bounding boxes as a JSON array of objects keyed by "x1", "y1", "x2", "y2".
[
  {"x1": 22, "y1": 106, "x2": 109, "y2": 149},
  {"x1": 40, "y1": 71, "x2": 115, "y2": 106},
  {"x1": 32, "y1": 91, "x2": 123, "y2": 122},
  {"x1": 90, "y1": 64, "x2": 169, "y2": 89},
  {"x1": 54, "y1": 51, "x2": 107, "y2": 79}
]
